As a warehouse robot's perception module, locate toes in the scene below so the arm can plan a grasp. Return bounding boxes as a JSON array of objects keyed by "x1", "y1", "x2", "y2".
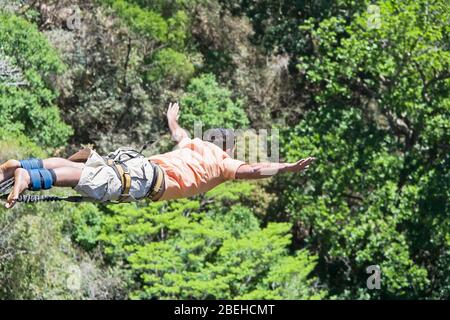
[
  {"x1": 5, "y1": 198, "x2": 17, "y2": 209},
  {"x1": 6, "y1": 191, "x2": 18, "y2": 208}
]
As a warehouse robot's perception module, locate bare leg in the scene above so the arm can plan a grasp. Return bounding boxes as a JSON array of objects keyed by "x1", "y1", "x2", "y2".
[
  {"x1": 5, "y1": 166, "x2": 83, "y2": 209},
  {"x1": 0, "y1": 157, "x2": 84, "y2": 183},
  {"x1": 52, "y1": 166, "x2": 83, "y2": 187},
  {"x1": 0, "y1": 159, "x2": 21, "y2": 182},
  {"x1": 43, "y1": 157, "x2": 85, "y2": 170}
]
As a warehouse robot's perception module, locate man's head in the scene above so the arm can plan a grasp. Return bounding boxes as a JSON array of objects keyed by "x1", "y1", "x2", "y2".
[{"x1": 204, "y1": 128, "x2": 235, "y2": 153}]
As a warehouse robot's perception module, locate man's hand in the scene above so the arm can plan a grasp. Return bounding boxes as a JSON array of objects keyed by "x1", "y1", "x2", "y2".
[
  {"x1": 167, "y1": 102, "x2": 188, "y2": 143},
  {"x1": 167, "y1": 102, "x2": 180, "y2": 123},
  {"x1": 284, "y1": 157, "x2": 316, "y2": 173}
]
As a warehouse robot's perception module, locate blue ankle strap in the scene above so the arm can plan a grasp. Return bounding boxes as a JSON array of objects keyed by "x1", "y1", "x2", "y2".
[
  {"x1": 28, "y1": 169, "x2": 42, "y2": 191},
  {"x1": 27, "y1": 168, "x2": 54, "y2": 191},
  {"x1": 20, "y1": 158, "x2": 43, "y2": 170}
]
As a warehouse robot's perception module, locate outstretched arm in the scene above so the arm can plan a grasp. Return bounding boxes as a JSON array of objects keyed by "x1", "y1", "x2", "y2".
[
  {"x1": 167, "y1": 102, "x2": 189, "y2": 143},
  {"x1": 235, "y1": 157, "x2": 316, "y2": 180}
]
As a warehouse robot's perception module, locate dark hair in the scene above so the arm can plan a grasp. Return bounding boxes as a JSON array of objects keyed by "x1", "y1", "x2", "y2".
[{"x1": 204, "y1": 128, "x2": 235, "y2": 151}]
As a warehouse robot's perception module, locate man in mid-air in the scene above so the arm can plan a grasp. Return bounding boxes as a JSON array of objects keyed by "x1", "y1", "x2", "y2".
[{"x1": 0, "y1": 103, "x2": 315, "y2": 208}]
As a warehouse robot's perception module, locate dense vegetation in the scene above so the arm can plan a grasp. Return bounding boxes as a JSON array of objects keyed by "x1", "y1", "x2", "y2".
[{"x1": 0, "y1": 0, "x2": 448, "y2": 299}]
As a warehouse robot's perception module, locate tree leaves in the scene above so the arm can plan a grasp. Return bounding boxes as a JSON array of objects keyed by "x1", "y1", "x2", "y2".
[{"x1": 274, "y1": 0, "x2": 450, "y2": 298}]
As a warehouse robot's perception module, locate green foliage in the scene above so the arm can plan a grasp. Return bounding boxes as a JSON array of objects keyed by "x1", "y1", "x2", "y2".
[
  {"x1": 0, "y1": 13, "x2": 72, "y2": 148},
  {"x1": 98, "y1": 197, "x2": 323, "y2": 299},
  {"x1": 146, "y1": 48, "x2": 194, "y2": 87},
  {"x1": 180, "y1": 74, "x2": 249, "y2": 129},
  {"x1": 1, "y1": 0, "x2": 448, "y2": 300},
  {"x1": 102, "y1": 0, "x2": 168, "y2": 40},
  {"x1": 42, "y1": 0, "x2": 198, "y2": 152},
  {"x1": 220, "y1": 0, "x2": 369, "y2": 54},
  {"x1": 0, "y1": 134, "x2": 127, "y2": 299},
  {"x1": 101, "y1": 0, "x2": 191, "y2": 48},
  {"x1": 68, "y1": 203, "x2": 105, "y2": 251},
  {"x1": 205, "y1": 180, "x2": 255, "y2": 203},
  {"x1": 0, "y1": 128, "x2": 46, "y2": 161},
  {"x1": 0, "y1": 206, "x2": 130, "y2": 299},
  {"x1": 100, "y1": 0, "x2": 193, "y2": 85},
  {"x1": 273, "y1": 0, "x2": 450, "y2": 298},
  {"x1": 0, "y1": 210, "x2": 78, "y2": 299}
]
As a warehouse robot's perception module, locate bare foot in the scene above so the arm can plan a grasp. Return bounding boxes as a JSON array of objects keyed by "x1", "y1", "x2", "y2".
[
  {"x1": 0, "y1": 159, "x2": 21, "y2": 183},
  {"x1": 5, "y1": 168, "x2": 30, "y2": 209}
]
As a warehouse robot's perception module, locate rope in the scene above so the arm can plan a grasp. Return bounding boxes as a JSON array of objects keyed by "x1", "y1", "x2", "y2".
[
  {"x1": 19, "y1": 194, "x2": 86, "y2": 203},
  {"x1": 0, "y1": 193, "x2": 88, "y2": 203},
  {"x1": 0, "y1": 177, "x2": 87, "y2": 203},
  {"x1": 0, "y1": 177, "x2": 14, "y2": 194}
]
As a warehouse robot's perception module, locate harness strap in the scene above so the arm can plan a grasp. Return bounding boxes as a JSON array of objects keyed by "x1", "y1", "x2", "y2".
[
  {"x1": 117, "y1": 162, "x2": 131, "y2": 202},
  {"x1": 148, "y1": 164, "x2": 164, "y2": 201},
  {"x1": 107, "y1": 159, "x2": 132, "y2": 202},
  {"x1": 106, "y1": 154, "x2": 163, "y2": 202}
]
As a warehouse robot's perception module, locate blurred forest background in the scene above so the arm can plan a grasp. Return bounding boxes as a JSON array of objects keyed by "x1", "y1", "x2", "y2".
[{"x1": 0, "y1": 0, "x2": 448, "y2": 299}]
